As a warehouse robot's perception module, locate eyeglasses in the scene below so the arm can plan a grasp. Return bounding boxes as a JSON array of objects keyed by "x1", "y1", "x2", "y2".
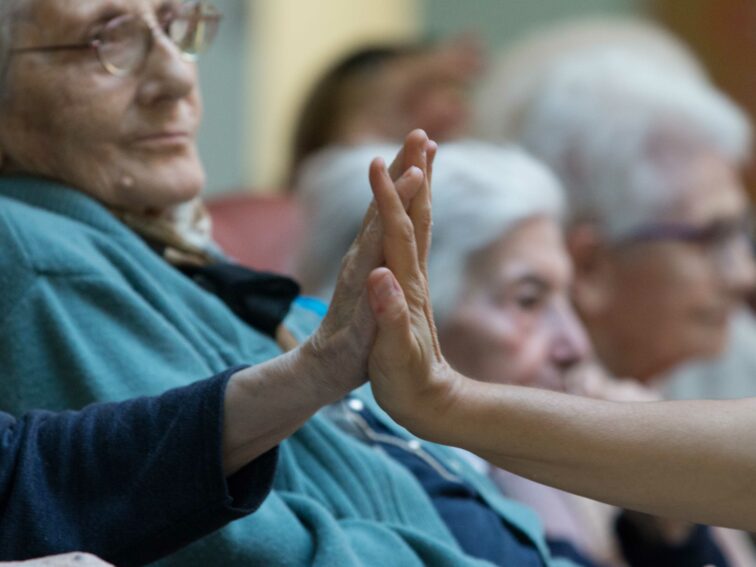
[
  {"x1": 616, "y1": 215, "x2": 754, "y2": 267},
  {"x1": 10, "y1": 1, "x2": 221, "y2": 77}
]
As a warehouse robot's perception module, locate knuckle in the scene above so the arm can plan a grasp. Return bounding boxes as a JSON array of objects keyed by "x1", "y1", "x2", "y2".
[
  {"x1": 338, "y1": 248, "x2": 358, "y2": 277},
  {"x1": 416, "y1": 209, "x2": 432, "y2": 231},
  {"x1": 393, "y1": 219, "x2": 416, "y2": 244}
]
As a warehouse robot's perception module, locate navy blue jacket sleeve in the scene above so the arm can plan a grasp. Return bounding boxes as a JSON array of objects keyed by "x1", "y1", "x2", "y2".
[{"x1": 0, "y1": 367, "x2": 277, "y2": 566}]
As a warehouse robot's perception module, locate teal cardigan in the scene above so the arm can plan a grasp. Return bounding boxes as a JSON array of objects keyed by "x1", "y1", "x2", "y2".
[{"x1": 0, "y1": 177, "x2": 566, "y2": 566}]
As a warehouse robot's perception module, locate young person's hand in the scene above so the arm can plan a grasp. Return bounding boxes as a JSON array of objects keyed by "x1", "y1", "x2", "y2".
[{"x1": 364, "y1": 135, "x2": 461, "y2": 436}]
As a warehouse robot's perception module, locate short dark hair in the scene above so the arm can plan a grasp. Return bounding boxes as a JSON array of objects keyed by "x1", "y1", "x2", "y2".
[{"x1": 289, "y1": 44, "x2": 416, "y2": 181}]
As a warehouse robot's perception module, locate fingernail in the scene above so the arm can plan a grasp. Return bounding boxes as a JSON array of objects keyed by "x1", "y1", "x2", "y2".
[
  {"x1": 369, "y1": 271, "x2": 397, "y2": 315},
  {"x1": 403, "y1": 166, "x2": 422, "y2": 179},
  {"x1": 376, "y1": 271, "x2": 399, "y2": 299}
]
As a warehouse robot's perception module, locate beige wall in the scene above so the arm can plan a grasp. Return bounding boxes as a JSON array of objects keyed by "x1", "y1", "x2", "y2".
[{"x1": 247, "y1": 0, "x2": 420, "y2": 190}]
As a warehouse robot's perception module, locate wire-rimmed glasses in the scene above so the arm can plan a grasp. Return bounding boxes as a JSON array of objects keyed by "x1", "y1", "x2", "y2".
[
  {"x1": 616, "y1": 214, "x2": 754, "y2": 269},
  {"x1": 10, "y1": 1, "x2": 221, "y2": 76}
]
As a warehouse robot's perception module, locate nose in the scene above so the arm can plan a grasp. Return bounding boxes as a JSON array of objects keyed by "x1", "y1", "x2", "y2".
[
  {"x1": 136, "y1": 23, "x2": 197, "y2": 105},
  {"x1": 549, "y1": 300, "x2": 592, "y2": 371},
  {"x1": 719, "y1": 235, "x2": 756, "y2": 301}
]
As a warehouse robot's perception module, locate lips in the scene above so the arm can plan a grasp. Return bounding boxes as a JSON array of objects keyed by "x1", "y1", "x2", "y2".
[
  {"x1": 132, "y1": 130, "x2": 190, "y2": 141},
  {"x1": 130, "y1": 131, "x2": 193, "y2": 150}
]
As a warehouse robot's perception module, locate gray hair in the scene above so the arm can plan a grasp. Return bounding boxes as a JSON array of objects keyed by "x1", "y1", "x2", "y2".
[
  {"x1": 515, "y1": 49, "x2": 751, "y2": 237},
  {"x1": 475, "y1": 17, "x2": 708, "y2": 143},
  {"x1": 295, "y1": 141, "x2": 565, "y2": 324},
  {"x1": 475, "y1": 19, "x2": 752, "y2": 238}
]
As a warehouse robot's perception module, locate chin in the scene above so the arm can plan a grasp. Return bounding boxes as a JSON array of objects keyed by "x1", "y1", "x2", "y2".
[
  {"x1": 689, "y1": 316, "x2": 732, "y2": 358},
  {"x1": 145, "y1": 169, "x2": 206, "y2": 210},
  {"x1": 697, "y1": 331, "x2": 728, "y2": 359},
  {"x1": 513, "y1": 370, "x2": 562, "y2": 392},
  {"x1": 533, "y1": 376, "x2": 566, "y2": 393},
  {"x1": 661, "y1": 331, "x2": 728, "y2": 373}
]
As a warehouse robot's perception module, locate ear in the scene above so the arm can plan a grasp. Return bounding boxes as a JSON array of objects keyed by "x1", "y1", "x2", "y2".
[{"x1": 566, "y1": 222, "x2": 613, "y2": 318}]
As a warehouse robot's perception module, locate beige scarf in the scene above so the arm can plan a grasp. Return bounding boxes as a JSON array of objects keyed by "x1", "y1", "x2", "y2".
[
  {"x1": 115, "y1": 198, "x2": 298, "y2": 351},
  {"x1": 115, "y1": 198, "x2": 218, "y2": 267}
]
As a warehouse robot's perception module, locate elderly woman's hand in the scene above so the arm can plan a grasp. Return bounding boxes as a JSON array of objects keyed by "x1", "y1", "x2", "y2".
[
  {"x1": 364, "y1": 137, "x2": 461, "y2": 434},
  {"x1": 299, "y1": 129, "x2": 437, "y2": 403}
]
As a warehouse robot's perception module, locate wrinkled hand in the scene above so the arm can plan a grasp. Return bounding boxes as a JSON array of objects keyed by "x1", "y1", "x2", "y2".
[
  {"x1": 365, "y1": 138, "x2": 461, "y2": 432},
  {"x1": 301, "y1": 129, "x2": 437, "y2": 402}
]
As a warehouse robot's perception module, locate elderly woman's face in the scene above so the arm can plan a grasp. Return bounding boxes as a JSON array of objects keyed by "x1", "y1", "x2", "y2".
[
  {"x1": 583, "y1": 153, "x2": 756, "y2": 381},
  {"x1": 439, "y1": 217, "x2": 590, "y2": 391},
  {"x1": 0, "y1": 0, "x2": 204, "y2": 212}
]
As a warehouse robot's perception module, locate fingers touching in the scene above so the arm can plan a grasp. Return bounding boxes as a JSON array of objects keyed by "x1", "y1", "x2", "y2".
[
  {"x1": 351, "y1": 129, "x2": 432, "y2": 278},
  {"x1": 368, "y1": 133, "x2": 444, "y2": 363},
  {"x1": 388, "y1": 129, "x2": 428, "y2": 181},
  {"x1": 329, "y1": 129, "x2": 435, "y2": 331},
  {"x1": 368, "y1": 268, "x2": 409, "y2": 327},
  {"x1": 414, "y1": 139, "x2": 436, "y2": 275},
  {"x1": 369, "y1": 158, "x2": 426, "y2": 307}
]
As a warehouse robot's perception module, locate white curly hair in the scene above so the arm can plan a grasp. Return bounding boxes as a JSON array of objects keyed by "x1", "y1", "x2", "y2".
[
  {"x1": 295, "y1": 141, "x2": 565, "y2": 325},
  {"x1": 475, "y1": 18, "x2": 752, "y2": 238}
]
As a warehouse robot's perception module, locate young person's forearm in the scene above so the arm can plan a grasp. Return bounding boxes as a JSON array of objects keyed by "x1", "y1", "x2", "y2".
[{"x1": 429, "y1": 376, "x2": 756, "y2": 531}]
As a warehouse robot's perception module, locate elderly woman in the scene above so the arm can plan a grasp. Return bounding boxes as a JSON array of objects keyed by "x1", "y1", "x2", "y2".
[
  {"x1": 296, "y1": 141, "x2": 731, "y2": 566},
  {"x1": 0, "y1": 1, "x2": 513, "y2": 566}
]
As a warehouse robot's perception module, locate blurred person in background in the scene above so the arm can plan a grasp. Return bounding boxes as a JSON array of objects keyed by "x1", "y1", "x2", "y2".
[
  {"x1": 289, "y1": 34, "x2": 483, "y2": 184},
  {"x1": 296, "y1": 141, "x2": 731, "y2": 567}
]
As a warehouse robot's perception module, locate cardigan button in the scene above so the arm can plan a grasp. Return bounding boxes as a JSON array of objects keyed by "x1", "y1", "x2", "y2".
[{"x1": 347, "y1": 399, "x2": 364, "y2": 412}]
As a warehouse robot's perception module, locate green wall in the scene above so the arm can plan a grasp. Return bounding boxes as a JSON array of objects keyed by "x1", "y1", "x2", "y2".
[
  {"x1": 197, "y1": 0, "x2": 249, "y2": 196},
  {"x1": 422, "y1": 0, "x2": 643, "y2": 50}
]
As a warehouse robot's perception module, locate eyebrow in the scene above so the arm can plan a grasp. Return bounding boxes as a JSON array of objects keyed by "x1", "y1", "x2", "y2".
[
  {"x1": 512, "y1": 275, "x2": 549, "y2": 289},
  {"x1": 71, "y1": 0, "x2": 179, "y2": 38},
  {"x1": 76, "y1": 1, "x2": 131, "y2": 24},
  {"x1": 159, "y1": 0, "x2": 182, "y2": 11},
  {"x1": 491, "y1": 272, "x2": 549, "y2": 291},
  {"x1": 61, "y1": 1, "x2": 130, "y2": 40}
]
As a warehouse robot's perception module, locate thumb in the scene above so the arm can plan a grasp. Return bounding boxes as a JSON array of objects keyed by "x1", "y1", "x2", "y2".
[{"x1": 367, "y1": 268, "x2": 414, "y2": 356}]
